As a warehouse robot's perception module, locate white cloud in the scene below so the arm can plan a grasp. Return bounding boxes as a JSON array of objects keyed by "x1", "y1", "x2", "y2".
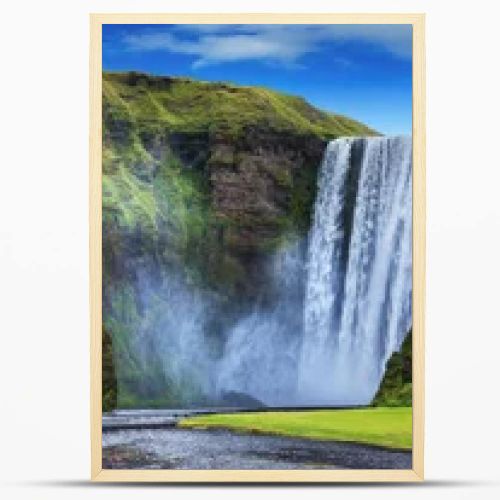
[
  {"x1": 320, "y1": 24, "x2": 412, "y2": 58},
  {"x1": 124, "y1": 24, "x2": 412, "y2": 68}
]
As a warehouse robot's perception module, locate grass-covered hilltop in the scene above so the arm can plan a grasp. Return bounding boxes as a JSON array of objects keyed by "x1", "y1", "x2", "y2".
[
  {"x1": 104, "y1": 71, "x2": 374, "y2": 141},
  {"x1": 102, "y1": 71, "x2": 410, "y2": 411}
]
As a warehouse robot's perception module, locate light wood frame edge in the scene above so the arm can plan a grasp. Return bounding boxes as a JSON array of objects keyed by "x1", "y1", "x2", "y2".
[
  {"x1": 89, "y1": 12, "x2": 426, "y2": 483},
  {"x1": 411, "y1": 14, "x2": 426, "y2": 481}
]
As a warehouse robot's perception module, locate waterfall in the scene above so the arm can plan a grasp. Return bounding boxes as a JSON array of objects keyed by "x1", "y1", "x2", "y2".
[
  {"x1": 112, "y1": 135, "x2": 412, "y2": 408},
  {"x1": 298, "y1": 136, "x2": 412, "y2": 405}
]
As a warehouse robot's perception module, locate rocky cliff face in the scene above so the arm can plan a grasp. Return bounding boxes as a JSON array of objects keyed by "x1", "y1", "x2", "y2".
[
  {"x1": 101, "y1": 71, "x2": 376, "y2": 409},
  {"x1": 206, "y1": 128, "x2": 329, "y2": 301}
]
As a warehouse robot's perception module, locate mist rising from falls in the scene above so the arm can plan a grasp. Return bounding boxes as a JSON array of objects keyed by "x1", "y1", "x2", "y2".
[
  {"x1": 128, "y1": 270, "x2": 217, "y2": 405},
  {"x1": 215, "y1": 241, "x2": 305, "y2": 405},
  {"x1": 298, "y1": 136, "x2": 412, "y2": 405}
]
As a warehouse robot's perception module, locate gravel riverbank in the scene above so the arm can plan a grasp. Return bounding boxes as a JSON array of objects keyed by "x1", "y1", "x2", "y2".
[{"x1": 102, "y1": 427, "x2": 412, "y2": 470}]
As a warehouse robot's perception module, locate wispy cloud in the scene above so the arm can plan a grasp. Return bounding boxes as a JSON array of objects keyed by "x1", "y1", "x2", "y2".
[{"x1": 124, "y1": 24, "x2": 412, "y2": 69}]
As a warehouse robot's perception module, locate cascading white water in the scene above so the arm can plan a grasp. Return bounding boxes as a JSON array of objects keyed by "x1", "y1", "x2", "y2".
[{"x1": 298, "y1": 136, "x2": 412, "y2": 405}]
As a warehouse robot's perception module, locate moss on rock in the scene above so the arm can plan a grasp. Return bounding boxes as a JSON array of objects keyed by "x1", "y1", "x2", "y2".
[{"x1": 372, "y1": 330, "x2": 413, "y2": 407}]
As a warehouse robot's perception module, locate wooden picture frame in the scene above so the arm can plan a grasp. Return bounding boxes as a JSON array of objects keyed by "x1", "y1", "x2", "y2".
[{"x1": 90, "y1": 13, "x2": 425, "y2": 482}]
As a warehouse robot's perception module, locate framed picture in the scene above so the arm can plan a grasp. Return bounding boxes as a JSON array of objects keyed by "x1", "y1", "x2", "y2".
[{"x1": 90, "y1": 13, "x2": 425, "y2": 482}]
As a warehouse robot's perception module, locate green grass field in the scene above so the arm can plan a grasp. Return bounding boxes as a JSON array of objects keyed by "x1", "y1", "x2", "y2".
[{"x1": 179, "y1": 407, "x2": 412, "y2": 449}]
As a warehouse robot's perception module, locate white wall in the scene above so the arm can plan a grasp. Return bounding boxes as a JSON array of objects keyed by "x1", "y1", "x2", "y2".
[{"x1": 1, "y1": 1, "x2": 499, "y2": 498}]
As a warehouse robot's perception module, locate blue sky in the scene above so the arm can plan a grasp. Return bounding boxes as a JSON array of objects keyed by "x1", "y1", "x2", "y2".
[{"x1": 103, "y1": 24, "x2": 412, "y2": 135}]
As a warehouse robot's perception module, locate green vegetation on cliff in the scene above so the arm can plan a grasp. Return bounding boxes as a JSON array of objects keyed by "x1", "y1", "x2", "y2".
[
  {"x1": 103, "y1": 71, "x2": 375, "y2": 141},
  {"x1": 102, "y1": 326, "x2": 117, "y2": 412},
  {"x1": 373, "y1": 331, "x2": 413, "y2": 407}
]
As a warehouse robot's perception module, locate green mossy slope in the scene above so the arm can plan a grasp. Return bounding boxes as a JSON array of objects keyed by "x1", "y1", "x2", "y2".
[
  {"x1": 373, "y1": 330, "x2": 413, "y2": 407},
  {"x1": 103, "y1": 71, "x2": 375, "y2": 140}
]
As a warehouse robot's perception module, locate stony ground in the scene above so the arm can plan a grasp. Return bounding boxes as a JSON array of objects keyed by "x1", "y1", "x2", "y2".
[{"x1": 102, "y1": 427, "x2": 412, "y2": 470}]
